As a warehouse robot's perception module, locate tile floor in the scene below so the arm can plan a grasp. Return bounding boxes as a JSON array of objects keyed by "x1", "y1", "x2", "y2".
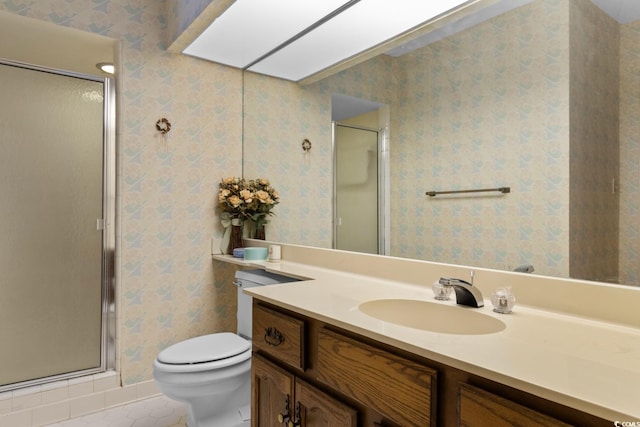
[{"x1": 44, "y1": 395, "x2": 187, "y2": 427}]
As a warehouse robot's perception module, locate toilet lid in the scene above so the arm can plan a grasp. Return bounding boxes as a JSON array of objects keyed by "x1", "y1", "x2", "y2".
[{"x1": 157, "y1": 332, "x2": 251, "y2": 365}]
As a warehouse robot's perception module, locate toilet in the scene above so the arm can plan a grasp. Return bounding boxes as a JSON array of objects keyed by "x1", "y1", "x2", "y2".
[{"x1": 153, "y1": 269, "x2": 300, "y2": 427}]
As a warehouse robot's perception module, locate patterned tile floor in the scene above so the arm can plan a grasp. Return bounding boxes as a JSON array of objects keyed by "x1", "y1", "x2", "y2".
[{"x1": 46, "y1": 396, "x2": 187, "y2": 427}]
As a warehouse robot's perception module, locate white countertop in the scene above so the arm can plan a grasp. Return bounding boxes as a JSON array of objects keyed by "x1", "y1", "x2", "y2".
[{"x1": 215, "y1": 255, "x2": 640, "y2": 421}]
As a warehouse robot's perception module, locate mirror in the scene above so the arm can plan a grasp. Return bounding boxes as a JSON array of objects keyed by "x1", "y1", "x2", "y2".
[{"x1": 243, "y1": 0, "x2": 640, "y2": 287}]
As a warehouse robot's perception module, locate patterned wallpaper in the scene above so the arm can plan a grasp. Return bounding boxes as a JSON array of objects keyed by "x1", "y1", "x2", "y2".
[
  {"x1": 243, "y1": 73, "x2": 330, "y2": 247},
  {"x1": 0, "y1": 0, "x2": 243, "y2": 385},
  {"x1": 393, "y1": 0, "x2": 572, "y2": 277}
]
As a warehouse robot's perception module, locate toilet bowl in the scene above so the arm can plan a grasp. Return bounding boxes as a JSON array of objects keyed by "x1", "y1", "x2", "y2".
[
  {"x1": 153, "y1": 333, "x2": 251, "y2": 427},
  {"x1": 153, "y1": 269, "x2": 300, "y2": 427}
]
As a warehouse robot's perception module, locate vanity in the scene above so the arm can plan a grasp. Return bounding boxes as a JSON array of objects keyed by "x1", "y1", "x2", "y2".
[
  {"x1": 252, "y1": 301, "x2": 594, "y2": 426},
  {"x1": 214, "y1": 243, "x2": 640, "y2": 426}
]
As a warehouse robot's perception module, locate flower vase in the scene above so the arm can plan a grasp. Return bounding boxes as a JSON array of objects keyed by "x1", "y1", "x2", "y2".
[
  {"x1": 254, "y1": 224, "x2": 266, "y2": 240},
  {"x1": 228, "y1": 218, "x2": 243, "y2": 254},
  {"x1": 220, "y1": 223, "x2": 231, "y2": 254}
]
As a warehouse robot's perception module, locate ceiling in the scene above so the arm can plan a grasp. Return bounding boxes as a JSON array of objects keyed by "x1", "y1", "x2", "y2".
[
  {"x1": 592, "y1": 0, "x2": 640, "y2": 24},
  {"x1": 184, "y1": 0, "x2": 640, "y2": 82},
  {"x1": 0, "y1": 11, "x2": 114, "y2": 77}
]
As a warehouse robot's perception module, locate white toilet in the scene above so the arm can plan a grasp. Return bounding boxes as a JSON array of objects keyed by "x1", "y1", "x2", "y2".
[{"x1": 153, "y1": 269, "x2": 300, "y2": 427}]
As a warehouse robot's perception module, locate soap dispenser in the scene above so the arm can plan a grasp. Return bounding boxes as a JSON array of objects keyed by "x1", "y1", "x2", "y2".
[{"x1": 491, "y1": 286, "x2": 516, "y2": 314}]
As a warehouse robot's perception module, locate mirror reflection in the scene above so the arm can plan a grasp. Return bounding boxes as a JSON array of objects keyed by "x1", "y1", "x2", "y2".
[{"x1": 243, "y1": 0, "x2": 640, "y2": 287}]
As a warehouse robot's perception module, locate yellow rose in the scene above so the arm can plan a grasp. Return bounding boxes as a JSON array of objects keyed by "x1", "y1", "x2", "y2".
[
  {"x1": 218, "y1": 189, "x2": 230, "y2": 202},
  {"x1": 228, "y1": 195, "x2": 242, "y2": 207},
  {"x1": 240, "y1": 189, "x2": 253, "y2": 202},
  {"x1": 256, "y1": 190, "x2": 270, "y2": 203},
  {"x1": 259, "y1": 178, "x2": 270, "y2": 186}
]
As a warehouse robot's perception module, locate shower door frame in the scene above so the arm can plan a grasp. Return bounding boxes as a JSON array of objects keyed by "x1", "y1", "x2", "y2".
[{"x1": 0, "y1": 59, "x2": 116, "y2": 391}]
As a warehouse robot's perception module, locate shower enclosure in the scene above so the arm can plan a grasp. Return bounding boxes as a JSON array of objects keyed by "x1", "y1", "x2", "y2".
[{"x1": 0, "y1": 60, "x2": 115, "y2": 391}]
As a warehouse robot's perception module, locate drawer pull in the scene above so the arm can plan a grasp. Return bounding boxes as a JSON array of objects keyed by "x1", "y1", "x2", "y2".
[
  {"x1": 287, "y1": 401, "x2": 301, "y2": 427},
  {"x1": 277, "y1": 394, "x2": 291, "y2": 424},
  {"x1": 264, "y1": 327, "x2": 285, "y2": 346}
]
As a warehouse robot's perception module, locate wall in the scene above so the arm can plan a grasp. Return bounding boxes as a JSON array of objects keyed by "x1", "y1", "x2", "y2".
[
  {"x1": 0, "y1": 0, "x2": 242, "y2": 424},
  {"x1": 242, "y1": 73, "x2": 332, "y2": 248},
  {"x1": 393, "y1": 0, "x2": 571, "y2": 277}
]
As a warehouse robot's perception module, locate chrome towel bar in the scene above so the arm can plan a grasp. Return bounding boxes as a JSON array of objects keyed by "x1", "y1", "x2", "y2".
[{"x1": 426, "y1": 187, "x2": 510, "y2": 197}]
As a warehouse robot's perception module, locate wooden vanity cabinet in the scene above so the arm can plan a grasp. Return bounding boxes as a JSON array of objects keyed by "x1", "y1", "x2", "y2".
[
  {"x1": 252, "y1": 354, "x2": 357, "y2": 427},
  {"x1": 251, "y1": 301, "x2": 610, "y2": 427},
  {"x1": 251, "y1": 301, "x2": 435, "y2": 426}
]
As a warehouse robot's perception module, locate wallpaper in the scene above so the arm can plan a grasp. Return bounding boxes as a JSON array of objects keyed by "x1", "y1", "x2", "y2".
[
  {"x1": 392, "y1": 0, "x2": 572, "y2": 277},
  {"x1": 0, "y1": 0, "x2": 243, "y2": 385},
  {"x1": 243, "y1": 72, "x2": 335, "y2": 248}
]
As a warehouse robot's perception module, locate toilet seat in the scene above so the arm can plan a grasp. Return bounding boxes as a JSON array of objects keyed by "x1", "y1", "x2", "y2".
[{"x1": 158, "y1": 332, "x2": 250, "y2": 365}]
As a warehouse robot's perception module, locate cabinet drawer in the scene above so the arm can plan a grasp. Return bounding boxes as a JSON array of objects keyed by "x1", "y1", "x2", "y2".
[
  {"x1": 252, "y1": 304, "x2": 306, "y2": 371},
  {"x1": 317, "y1": 328, "x2": 436, "y2": 427},
  {"x1": 459, "y1": 383, "x2": 571, "y2": 427}
]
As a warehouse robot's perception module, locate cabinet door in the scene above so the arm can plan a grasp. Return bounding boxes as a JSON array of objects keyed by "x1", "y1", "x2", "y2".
[
  {"x1": 459, "y1": 383, "x2": 572, "y2": 427},
  {"x1": 252, "y1": 354, "x2": 294, "y2": 427},
  {"x1": 294, "y1": 378, "x2": 358, "y2": 427}
]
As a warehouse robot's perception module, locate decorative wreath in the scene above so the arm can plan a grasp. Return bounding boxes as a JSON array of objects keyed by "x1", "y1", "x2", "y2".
[
  {"x1": 302, "y1": 138, "x2": 312, "y2": 152},
  {"x1": 155, "y1": 118, "x2": 171, "y2": 134}
]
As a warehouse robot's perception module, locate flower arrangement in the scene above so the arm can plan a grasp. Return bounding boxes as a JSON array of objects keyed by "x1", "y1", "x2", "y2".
[
  {"x1": 245, "y1": 178, "x2": 280, "y2": 235},
  {"x1": 218, "y1": 177, "x2": 279, "y2": 237},
  {"x1": 218, "y1": 177, "x2": 247, "y2": 218}
]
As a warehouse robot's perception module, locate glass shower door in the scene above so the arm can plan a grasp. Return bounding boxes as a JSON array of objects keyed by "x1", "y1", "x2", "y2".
[
  {"x1": 0, "y1": 62, "x2": 111, "y2": 388},
  {"x1": 334, "y1": 124, "x2": 380, "y2": 254}
]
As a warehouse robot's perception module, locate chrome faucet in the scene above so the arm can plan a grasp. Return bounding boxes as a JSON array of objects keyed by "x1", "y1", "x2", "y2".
[{"x1": 438, "y1": 276, "x2": 484, "y2": 308}]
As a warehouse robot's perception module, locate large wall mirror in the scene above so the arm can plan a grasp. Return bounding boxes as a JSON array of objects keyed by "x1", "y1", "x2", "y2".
[{"x1": 243, "y1": 0, "x2": 640, "y2": 287}]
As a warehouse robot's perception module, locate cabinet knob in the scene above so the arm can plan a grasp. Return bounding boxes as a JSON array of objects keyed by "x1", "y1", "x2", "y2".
[{"x1": 264, "y1": 327, "x2": 285, "y2": 346}]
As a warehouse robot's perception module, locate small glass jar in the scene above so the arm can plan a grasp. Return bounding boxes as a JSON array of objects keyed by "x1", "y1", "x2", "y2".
[
  {"x1": 432, "y1": 281, "x2": 452, "y2": 300},
  {"x1": 491, "y1": 286, "x2": 516, "y2": 314}
]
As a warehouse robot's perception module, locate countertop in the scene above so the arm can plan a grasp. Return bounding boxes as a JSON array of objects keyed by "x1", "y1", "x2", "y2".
[{"x1": 214, "y1": 254, "x2": 640, "y2": 421}]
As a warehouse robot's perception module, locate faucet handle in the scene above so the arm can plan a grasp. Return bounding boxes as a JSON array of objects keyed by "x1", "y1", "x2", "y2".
[{"x1": 439, "y1": 277, "x2": 473, "y2": 287}]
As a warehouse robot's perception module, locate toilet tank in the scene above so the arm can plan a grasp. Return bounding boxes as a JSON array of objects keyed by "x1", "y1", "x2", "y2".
[{"x1": 234, "y1": 269, "x2": 301, "y2": 339}]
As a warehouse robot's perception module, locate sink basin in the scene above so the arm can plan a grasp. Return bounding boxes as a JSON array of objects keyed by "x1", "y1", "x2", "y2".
[{"x1": 358, "y1": 299, "x2": 506, "y2": 335}]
